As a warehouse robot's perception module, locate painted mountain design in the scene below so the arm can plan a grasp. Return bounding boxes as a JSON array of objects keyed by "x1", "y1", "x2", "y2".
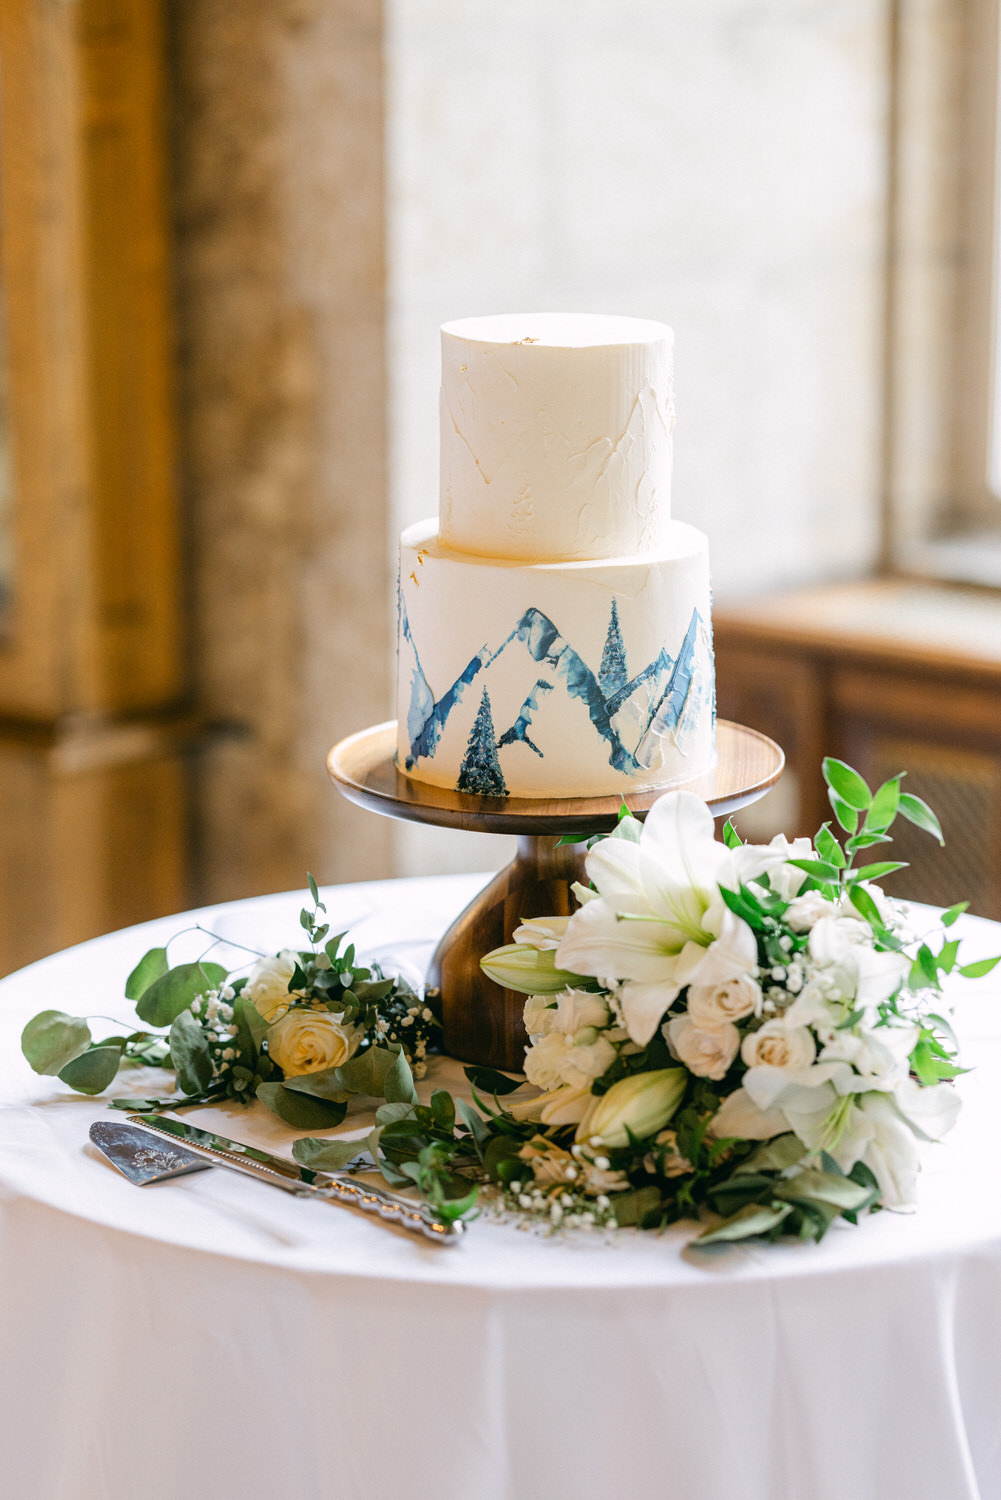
[{"x1": 399, "y1": 595, "x2": 712, "y2": 788}]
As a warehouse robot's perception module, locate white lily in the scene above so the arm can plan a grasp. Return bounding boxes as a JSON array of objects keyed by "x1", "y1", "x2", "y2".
[
  {"x1": 729, "y1": 833, "x2": 814, "y2": 901},
  {"x1": 708, "y1": 1086, "x2": 791, "y2": 1141},
  {"x1": 512, "y1": 915, "x2": 573, "y2": 950},
  {"x1": 555, "y1": 791, "x2": 756, "y2": 1045}
]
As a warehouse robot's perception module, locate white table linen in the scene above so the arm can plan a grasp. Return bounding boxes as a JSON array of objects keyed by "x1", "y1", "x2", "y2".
[{"x1": 2, "y1": 875, "x2": 1001, "y2": 1500}]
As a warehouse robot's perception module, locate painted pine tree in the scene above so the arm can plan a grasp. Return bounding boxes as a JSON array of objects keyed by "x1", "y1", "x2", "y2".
[
  {"x1": 598, "y1": 598, "x2": 628, "y2": 698},
  {"x1": 456, "y1": 686, "x2": 508, "y2": 796}
]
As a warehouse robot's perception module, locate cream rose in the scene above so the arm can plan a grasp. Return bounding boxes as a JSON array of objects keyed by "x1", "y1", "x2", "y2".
[
  {"x1": 246, "y1": 952, "x2": 301, "y2": 1022},
  {"x1": 686, "y1": 973, "x2": 762, "y2": 1030},
  {"x1": 741, "y1": 1019, "x2": 816, "y2": 1071},
  {"x1": 784, "y1": 890, "x2": 836, "y2": 933},
  {"x1": 523, "y1": 1028, "x2": 616, "y2": 1091},
  {"x1": 665, "y1": 1013, "x2": 740, "y2": 1080},
  {"x1": 266, "y1": 1008, "x2": 357, "y2": 1077}
]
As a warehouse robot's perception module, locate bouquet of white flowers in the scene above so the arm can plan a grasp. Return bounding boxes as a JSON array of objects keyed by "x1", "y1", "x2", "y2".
[{"x1": 476, "y1": 759, "x2": 997, "y2": 1242}]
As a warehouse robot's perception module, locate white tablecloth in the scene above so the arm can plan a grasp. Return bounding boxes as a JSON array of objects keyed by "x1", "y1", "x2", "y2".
[{"x1": 2, "y1": 875, "x2": 1001, "y2": 1500}]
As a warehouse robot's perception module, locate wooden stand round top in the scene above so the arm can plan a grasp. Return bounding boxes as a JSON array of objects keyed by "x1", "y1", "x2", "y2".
[{"x1": 327, "y1": 718, "x2": 784, "y2": 835}]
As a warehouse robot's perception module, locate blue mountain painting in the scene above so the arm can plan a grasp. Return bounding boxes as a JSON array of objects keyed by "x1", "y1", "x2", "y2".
[{"x1": 399, "y1": 593, "x2": 710, "y2": 781}]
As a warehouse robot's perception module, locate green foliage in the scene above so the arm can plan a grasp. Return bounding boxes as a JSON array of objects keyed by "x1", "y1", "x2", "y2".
[
  {"x1": 255, "y1": 1083, "x2": 349, "y2": 1130},
  {"x1": 21, "y1": 1011, "x2": 92, "y2": 1076},
  {"x1": 168, "y1": 1012, "x2": 214, "y2": 1094},
  {"x1": 57, "y1": 1044, "x2": 124, "y2": 1094},
  {"x1": 136, "y1": 962, "x2": 229, "y2": 1027},
  {"x1": 124, "y1": 948, "x2": 168, "y2": 1002}
]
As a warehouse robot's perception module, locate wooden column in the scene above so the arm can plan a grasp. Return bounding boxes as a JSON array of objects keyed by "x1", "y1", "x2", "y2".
[{"x1": 0, "y1": 0, "x2": 189, "y2": 974}]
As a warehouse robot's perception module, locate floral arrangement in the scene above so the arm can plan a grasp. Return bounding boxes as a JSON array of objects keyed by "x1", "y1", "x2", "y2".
[
  {"x1": 467, "y1": 759, "x2": 998, "y2": 1241},
  {"x1": 21, "y1": 877, "x2": 437, "y2": 1132},
  {"x1": 20, "y1": 762, "x2": 999, "y2": 1246}
]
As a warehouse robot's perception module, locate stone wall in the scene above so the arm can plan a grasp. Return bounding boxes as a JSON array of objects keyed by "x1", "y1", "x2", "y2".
[{"x1": 168, "y1": 0, "x2": 392, "y2": 900}]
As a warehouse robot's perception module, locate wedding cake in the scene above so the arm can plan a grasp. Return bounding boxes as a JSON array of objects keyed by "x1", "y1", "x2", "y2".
[{"x1": 396, "y1": 313, "x2": 715, "y2": 799}]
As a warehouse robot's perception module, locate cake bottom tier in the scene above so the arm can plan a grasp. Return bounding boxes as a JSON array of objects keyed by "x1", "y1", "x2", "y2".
[{"x1": 397, "y1": 518, "x2": 715, "y2": 799}]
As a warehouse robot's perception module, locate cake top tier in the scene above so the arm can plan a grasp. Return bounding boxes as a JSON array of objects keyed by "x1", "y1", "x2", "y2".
[{"x1": 438, "y1": 313, "x2": 675, "y2": 563}]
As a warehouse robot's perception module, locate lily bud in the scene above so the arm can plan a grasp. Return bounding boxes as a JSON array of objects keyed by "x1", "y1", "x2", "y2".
[
  {"x1": 578, "y1": 1068, "x2": 687, "y2": 1148},
  {"x1": 480, "y1": 943, "x2": 590, "y2": 995}
]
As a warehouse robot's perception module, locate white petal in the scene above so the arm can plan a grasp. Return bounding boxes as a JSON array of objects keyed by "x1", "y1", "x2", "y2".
[
  {"x1": 709, "y1": 1086, "x2": 790, "y2": 1140},
  {"x1": 617, "y1": 979, "x2": 681, "y2": 1045},
  {"x1": 858, "y1": 1093, "x2": 920, "y2": 1210},
  {"x1": 893, "y1": 1077, "x2": 961, "y2": 1141},
  {"x1": 512, "y1": 915, "x2": 571, "y2": 950}
]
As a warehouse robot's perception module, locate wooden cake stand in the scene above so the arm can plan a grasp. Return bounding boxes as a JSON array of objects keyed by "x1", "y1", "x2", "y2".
[{"x1": 327, "y1": 720, "x2": 784, "y2": 1071}]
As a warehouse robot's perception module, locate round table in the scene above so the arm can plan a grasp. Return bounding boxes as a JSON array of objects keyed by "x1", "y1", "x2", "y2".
[{"x1": 2, "y1": 876, "x2": 1000, "y2": 1500}]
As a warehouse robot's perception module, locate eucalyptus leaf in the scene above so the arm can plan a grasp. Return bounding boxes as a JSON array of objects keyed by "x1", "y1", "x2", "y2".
[
  {"x1": 167, "y1": 1011, "x2": 214, "y2": 1094},
  {"x1": 234, "y1": 993, "x2": 269, "y2": 1055},
  {"x1": 334, "y1": 1044, "x2": 405, "y2": 1099},
  {"x1": 611, "y1": 1186, "x2": 663, "y2": 1227},
  {"x1": 694, "y1": 1201, "x2": 793, "y2": 1245},
  {"x1": 256, "y1": 1082, "x2": 348, "y2": 1129},
  {"x1": 21, "y1": 1011, "x2": 93, "y2": 1076},
  {"x1": 281, "y1": 1068, "x2": 353, "y2": 1103},
  {"x1": 135, "y1": 962, "x2": 229, "y2": 1028},
  {"x1": 736, "y1": 1133, "x2": 805, "y2": 1175},
  {"x1": 124, "y1": 948, "x2": 169, "y2": 1002},
  {"x1": 774, "y1": 1168, "x2": 873, "y2": 1212},
  {"x1": 292, "y1": 1135, "x2": 370, "y2": 1171},
  {"x1": 430, "y1": 1090, "x2": 456, "y2": 1132},
  {"x1": 375, "y1": 1100, "x2": 417, "y2": 1126},
  {"x1": 383, "y1": 1048, "x2": 419, "y2": 1106},
  {"x1": 57, "y1": 1043, "x2": 124, "y2": 1095}
]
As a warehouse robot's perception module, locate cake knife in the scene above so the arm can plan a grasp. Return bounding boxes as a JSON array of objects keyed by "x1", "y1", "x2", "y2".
[{"x1": 107, "y1": 1114, "x2": 465, "y2": 1244}]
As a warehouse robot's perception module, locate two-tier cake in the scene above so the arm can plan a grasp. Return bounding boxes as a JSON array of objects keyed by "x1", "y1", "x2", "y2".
[{"x1": 395, "y1": 312, "x2": 715, "y2": 799}]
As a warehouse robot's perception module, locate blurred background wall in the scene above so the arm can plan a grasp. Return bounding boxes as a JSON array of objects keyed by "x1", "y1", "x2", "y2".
[{"x1": 0, "y1": 0, "x2": 997, "y2": 969}]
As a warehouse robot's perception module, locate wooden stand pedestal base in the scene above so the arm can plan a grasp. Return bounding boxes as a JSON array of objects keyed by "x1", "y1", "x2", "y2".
[{"x1": 328, "y1": 720, "x2": 784, "y2": 1071}]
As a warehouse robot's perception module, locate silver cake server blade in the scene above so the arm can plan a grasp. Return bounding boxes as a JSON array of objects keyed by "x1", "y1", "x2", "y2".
[
  {"x1": 89, "y1": 1119, "x2": 212, "y2": 1185},
  {"x1": 119, "y1": 1114, "x2": 466, "y2": 1245}
]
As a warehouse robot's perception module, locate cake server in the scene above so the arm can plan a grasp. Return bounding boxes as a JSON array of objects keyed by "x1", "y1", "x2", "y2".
[{"x1": 90, "y1": 1115, "x2": 464, "y2": 1244}]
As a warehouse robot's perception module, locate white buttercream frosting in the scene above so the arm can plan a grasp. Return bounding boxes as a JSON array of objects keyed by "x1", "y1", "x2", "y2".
[
  {"x1": 439, "y1": 313, "x2": 674, "y2": 562},
  {"x1": 397, "y1": 519, "x2": 714, "y2": 798}
]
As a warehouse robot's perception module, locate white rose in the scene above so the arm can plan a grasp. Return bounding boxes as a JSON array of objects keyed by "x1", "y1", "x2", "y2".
[
  {"x1": 246, "y1": 951, "x2": 301, "y2": 1022},
  {"x1": 523, "y1": 1028, "x2": 616, "y2": 1091},
  {"x1": 686, "y1": 972, "x2": 762, "y2": 1030},
  {"x1": 550, "y1": 988, "x2": 611, "y2": 1036},
  {"x1": 785, "y1": 890, "x2": 836, "y2": 933},
  {"x1": 523, "y1": 1032, "x2": 568, "y2": 1091},
  {"x1": 665, "y1": 1013, "x2": 740, "y2": 1080},
  {"x1": 523, "y1": 994, "x2": 559, "y2": 1040},
  {"x1": 741, "y1": 1019, "x2": 816, "y2": 1071},
  {"x1": 266, "y1": 1008, "x2": 358, "y2": 1077}
]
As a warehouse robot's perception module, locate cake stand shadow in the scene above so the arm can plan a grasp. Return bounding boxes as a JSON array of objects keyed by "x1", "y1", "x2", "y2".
[{"x1": 327, "y1": 719, "x2": 784, "y2": 1071}]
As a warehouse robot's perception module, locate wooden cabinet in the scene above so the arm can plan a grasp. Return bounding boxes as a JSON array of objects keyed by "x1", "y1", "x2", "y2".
[
  {"x1": 714, "y1": 580, "x2": 1001, "y2": 918},
  {"x1": 0, "y1": 1, "x2": 190, "y2": 974}
]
